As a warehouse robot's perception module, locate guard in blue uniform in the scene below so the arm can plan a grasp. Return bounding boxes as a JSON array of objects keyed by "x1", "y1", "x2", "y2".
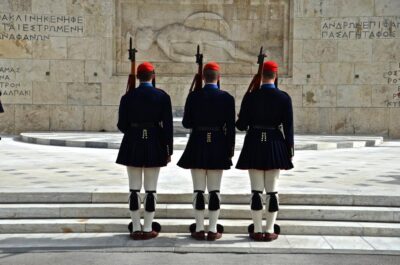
[
  {"x1": 178, "y1": 62, "x2": 235, "y2": 241},
  {"x1": 236, "y1": 61, "x2": 294, "y2": 242},
  {"x1": 116, "y1": 62, "x2": 173, "y2": 240}
]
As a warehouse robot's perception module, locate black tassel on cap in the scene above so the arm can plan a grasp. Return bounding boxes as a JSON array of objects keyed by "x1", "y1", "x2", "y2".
[
  {"x1": 144, "y1": 190, "x2": 156, "y2": 212},
  {"x1": 208, "y1": 190, "x2": 220, "y2": 211},
  {"x1": 251, "y1": 190, "x2": 263, "y2": 211},
  {"x1": 194, "y1": 190, "x2": 205, "y2": 210},
  {"x1": 267, "y1": 192, "x2": 279, "y2": 212},
  {"x1": 129, "y1": 189, "x2": 140, "y2": 211}
]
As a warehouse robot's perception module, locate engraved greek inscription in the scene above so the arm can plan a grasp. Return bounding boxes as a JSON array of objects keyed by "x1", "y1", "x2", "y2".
[
  {"x1": 321, "y1": 17, "x2": 399, "y2": 40},
  {"x1": 0, "y1": 13, "x2": 84, "y2": 41},
  {"x1": 383, "y1": 64, "x2": 400, "y2": 108},
  {"x1": 0, "y1": 65, "x2": 30, "y2": 101}
]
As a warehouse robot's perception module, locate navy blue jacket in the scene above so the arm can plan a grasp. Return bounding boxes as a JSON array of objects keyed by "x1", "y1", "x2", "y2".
[
  {"x1": 116, "y1": 83, "x2": 173, "y2": 167},
  {"x1": 0, "y1": 91, "x2": 4, "y2": 113},
  {"x1": 177, "y1": 84, "x2": 235, "y2": 169},
  {"x1": 236, "y1": 84, "x2": 294, "y2": 170}
]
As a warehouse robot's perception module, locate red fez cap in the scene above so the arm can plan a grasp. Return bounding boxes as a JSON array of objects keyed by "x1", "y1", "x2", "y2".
[
  {"x1": 204, "y1": 61, "x2": 220, "y2": 71},
  {"x1": 263, "y1": 61, "x2": 278, "y2": 72},
  {"x1": 137, "y1": 62, "x2": 154, "y2": 73}
]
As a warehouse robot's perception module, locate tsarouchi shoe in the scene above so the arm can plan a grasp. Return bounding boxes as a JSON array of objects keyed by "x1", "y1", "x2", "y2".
[
  {"x1": 141, "y1": 230, "x2": 159, "y2": 240},
  {"x1": 129, "y1": 231, "x2": 143, "y2": 240},
  {"x1": 191, "y1": 231, "x2": 206, "y2": 240},
  {"x1": 249, "y1": 232, "x2": 264, "y2": 241},
  {"x1": 264, "y1": 232, "x2": 278, "y2": 241},
  {"x1": 207, "y1": 231, "x2": 222, "y2": 241}
]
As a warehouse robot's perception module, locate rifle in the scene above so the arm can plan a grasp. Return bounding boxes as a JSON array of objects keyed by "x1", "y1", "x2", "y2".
[
  {"x1": 126, "y1": 37, "x2": 138, "y2": 93},
  {"x1": 189, "y1": 45, "x2": 203, "y2": 92},
  {"x1": 247, "y1": 47, "x2": 266, "y2": 93}
]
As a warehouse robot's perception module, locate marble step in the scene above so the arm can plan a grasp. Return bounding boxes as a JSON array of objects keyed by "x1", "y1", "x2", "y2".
[
  {"x1": 2, "y1": 192, "x2": 400, "y2": 206},
  {"x1": 2, "y1": 233, "x2": 400, "y2": 254},
  {"x1": 1, "y1": 218, "x2": 399, "y2": 236},
  {"x1": 1, "y1": 204, "x2": 399, "y2": 223}
]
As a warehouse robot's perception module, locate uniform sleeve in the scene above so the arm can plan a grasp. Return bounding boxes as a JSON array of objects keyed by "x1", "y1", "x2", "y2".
[
  {"x1": 282, "y1": 95, "x2": 294, "y2": 157},
  {"x1": 235, "y1": 92, "x2": 251, "y2": 131},
  {"x1": 117, "y1": 95, "x2": 128, "y2": 134},
  {"x1": 182, "y1": 92, "x2": 193, "y2": 129},
  {"x1": 162, "y1": 94, "x2": 174, "y2": 156},
  {"x1": 226, "y1": 95, "x2": 236, "y2": 157}
]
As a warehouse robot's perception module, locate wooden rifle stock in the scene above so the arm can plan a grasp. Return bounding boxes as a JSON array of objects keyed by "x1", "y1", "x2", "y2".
[
  {"x1": 126, "y1": 37, "x2": 138, "y2": 93},
  {"x1": 189, "y1": 45, "x2": 203, "y2": 92},
  {"x1": 247, "y1": 47, "x2": 266, "y2": 93}
]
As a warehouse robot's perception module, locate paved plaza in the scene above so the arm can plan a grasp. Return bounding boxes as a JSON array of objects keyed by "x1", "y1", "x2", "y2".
[{"x1": 0, "y1": 136, "x2": 398, "y2": 196}]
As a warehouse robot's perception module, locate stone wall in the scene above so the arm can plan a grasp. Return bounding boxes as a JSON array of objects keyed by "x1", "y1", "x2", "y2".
[{"x1": 0, "y1": 0, "x2": 399, "y2": 138}]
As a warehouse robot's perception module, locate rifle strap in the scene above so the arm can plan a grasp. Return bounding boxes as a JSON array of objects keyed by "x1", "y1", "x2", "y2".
[
  {"x1": 126, "y1": 74, "x2": 135, "y2": 93},
  {"x1": 247, "y1": 76, "x2": 256, "y2": 93},
  {"x1": 189, "y1": 74, "x2": 197, "y2": 92}
]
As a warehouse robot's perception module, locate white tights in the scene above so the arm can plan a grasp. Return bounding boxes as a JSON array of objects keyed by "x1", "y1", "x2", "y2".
[
  {"x1": 249, "y1": 169, "x2": 280, "y2": 233},
  {"x1": 191, "y1": 169, "x2": 223, "y2": 233},
  {"x1": 127, "y1": 166, "x2": 160, "y2": 232}
]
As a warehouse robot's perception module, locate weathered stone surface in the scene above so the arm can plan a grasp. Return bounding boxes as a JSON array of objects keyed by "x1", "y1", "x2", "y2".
[
  {"x1": 32, "y1": 82, "x2": 67, "y2": 105},
  {"x1": 292, "y1": 40, "x2": 303, "y2": 63},
  {"x1": 333, "y1": 108, "x2": 389, "y2": 135},
  {"x1": 293, "y1": 63, "x2": 320, "y2": 85},
  {"x1": 83, "y1": 105, "x2": 118, "y2": 132},
  {"x1": 85, "y1": 15, "x2": 113, "y2": 38},
  {"x1": 293, "y1": 18, "x2": 321, "y2": 39},
  {"x1": 0, "y1": 104, "x2": 15, "y2": 133},
  {"x1": 294, "y1": 107, "x2": 332, "y2": 134},
  {"x1": 338, "y1": 40, "x2": 372, "y2": 63},
  {"x1": 375, "y1": 0, "x2": 400, "y2": 16},
  {"x1": 371, "y1": 85, "x2": 399, "y2": 107},
  {"x1": 372, "y1": 40, "x2": 400, "y2": 62},
  {"x1": 0, "y1": 40, "x2": 33, "y2": 59},
  {"x1": 101, "y1": 83, "x2": 125, "y2": 106},
  {"x1": 303, "y1": 40, "x2": 337, "y2": 62},
  {"x1": 83, "y1": 106, "x2": 102, "y2": 131},
  {"x1": 294, "y1": 0, "x2": 338, "y2": 18},
  {"x1": 67, "y1": 38, "x2": 102, "y2": 60},
  {"x1": 67, "y1": 83, "x2": 101, "y2": 105},
  {"x1": 32, "y1": 0, "x2": 67, "y2": 14},
  {"x1": 84, "y1": 60, "x2": 113, "y2": 83},
  {"x1": 102, "y1": 106, "x2": 118, "y2": 132},
  {"x1": 9, "y1": 0, "x2": 31, "y2": 12},
  {"x1": 337, "y1": 85, "x2": 372, "y2": 107},
  {"x1": 50, "y1": 105, "x2": 84, "y2": 131},
  {"x1": 337, "y1": 0, "x2": 374, "y2": 17},
  {"x1": 320, "y1": 63, "x2": 353, "y2": 85},
  {"x1": 354, "y1": 63, "x2": 389, "y2": 85},
  {"x1": 15, "y1": 105, "x2": 50, "y2": 133},
  {"x1": 163, "y1": 84, "x2": 189, "y2": 107},
  {"x1": 303, "y1": 85, "x2": 336, "y2": 107},
  {"x1": 67, "y1": 0, "x2": 113, "y2": 16},
  {"x1": 32, "y1": 37, "x2": 67, "y2": 60},
  {"x1": 50, "y1": 60, "x2": 84, "y2": 83}
]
